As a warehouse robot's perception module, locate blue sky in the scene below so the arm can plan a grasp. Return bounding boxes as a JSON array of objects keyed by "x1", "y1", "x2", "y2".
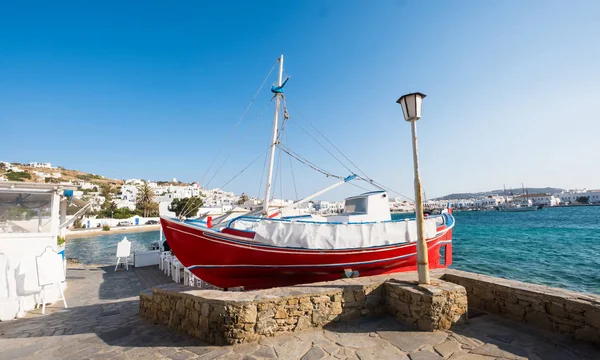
[{"x1": 2, "y1": 1, "x2": 599, "y2": 200}]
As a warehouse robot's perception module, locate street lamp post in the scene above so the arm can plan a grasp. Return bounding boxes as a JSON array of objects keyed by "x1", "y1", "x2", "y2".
[{"x1": 396, "y1": 92, "x2": 430, "y2": 285}]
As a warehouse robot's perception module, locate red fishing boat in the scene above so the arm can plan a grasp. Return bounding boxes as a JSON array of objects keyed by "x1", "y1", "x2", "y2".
[
  {"x1": 160, "y1": 219, "x2": 454, "y2": 290},
  {"x1": 160, "y1": 55, "x2": 455, "y2": 290}
]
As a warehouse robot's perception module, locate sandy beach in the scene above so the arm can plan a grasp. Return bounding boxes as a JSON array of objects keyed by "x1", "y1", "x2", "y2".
[{"x1": 66, "y1": 224, "x2": 160, "y2": 239}]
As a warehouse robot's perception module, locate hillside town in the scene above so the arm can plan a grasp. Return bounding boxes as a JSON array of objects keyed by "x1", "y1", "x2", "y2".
[{"x1": 2, "y1": 161, "x2": 600, "y2": 225}]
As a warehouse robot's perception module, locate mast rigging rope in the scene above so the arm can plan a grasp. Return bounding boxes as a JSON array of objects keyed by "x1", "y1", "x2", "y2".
[
  {"x1": 199, "y1": 62, "x2": 277, "y2": 185},
  {"x1": 277, "y1": 144, "x2": 344, "y2": 180}
]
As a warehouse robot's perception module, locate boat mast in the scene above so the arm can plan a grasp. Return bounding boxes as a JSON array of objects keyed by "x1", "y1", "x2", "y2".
[{"x1": 262, "y1": 54, "x2": 284, "y2": 215}]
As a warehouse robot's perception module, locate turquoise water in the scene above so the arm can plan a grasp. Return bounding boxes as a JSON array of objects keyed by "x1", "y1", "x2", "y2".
[
  {"x1": 450, "y1": 207, "x2": 600, "y2": 295},
  {"x1": 67, "y1": 207, "x2": 600, "y2": 295},
  {"x1": 66, "y1": 231, "x2": 160, "y2": 265},
  {"x1": 393, "y1": 207, "x2": 600, "y2": 295}
]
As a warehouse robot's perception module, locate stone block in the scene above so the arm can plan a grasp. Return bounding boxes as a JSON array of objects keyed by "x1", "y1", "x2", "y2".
[
  {"x1": 258, "y1": 308, "x2": 275, "y2": 320},
  {"x1": 200, "y1": 302, "x2": 209, "y2": 317},
  {"x1": 294, "y1": 315, "x2": 312, "y2": 332},
  {"x1": 330, "y1": 301, "x2": 343, "y2": 315},
  {"x1": 312, "y1": 295, "x2": 330, "y2": 304},
  {"x1": 312, "y1": 308, "x2": 329, "y2": 325},
  {"x1": 274, "y1": 306, "x2": 287, "y2": 319},
  {"x1": 256, "y1": 318, "x2": 278, "y2": 336},
  {"x1": 384, "y1": 280, "x2": 467, "y2": 331},
  {"x1": 240, "y1": 305, "x2": 258, "y2": 323}
]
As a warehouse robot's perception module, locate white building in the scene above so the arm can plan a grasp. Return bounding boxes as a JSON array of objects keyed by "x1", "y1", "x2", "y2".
[
  {"x1": 124, "y1": 179, "x2": 144, "y2": 186},
  {"x1": 313, "y1": 200, "x2": 343, "y2": 214},
  {"x1": 516, "y1": 194, "x2": 560, "y2": 206},
  {"x1": 449, "y1": 199, "x2": 475, "y2": 209},
  {"x1": 556, "y1": 190, "x2": 600, "y2": 204},
  {"x1": 0, "y1": 181, "x2": 86, "y2": 320},
  {"x1": 3, "y1": 163, "x2": 22, "y2": 172},
  {"x1": 78, "y1": 181, "x2": 96, "y2": 190},
  {"x1": 114, "y1": 199, "x2": 136, "y2": 211},
  {"x1": 473, "y1": 196, "x2": 502, "y2": 208},
  {"x1": 28, "y1": 162, "x2": 52, "y2": 168},
  {"x1": 32, "y1": 171, "x2": 51, "y2": 179},
  {"x1": 0, "y1": 175, "x2": 7, "y2": 182}
]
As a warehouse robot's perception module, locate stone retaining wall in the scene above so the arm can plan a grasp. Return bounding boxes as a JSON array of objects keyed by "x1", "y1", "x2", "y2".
[
  {"x1": 442, "y1": 269, "x2": 600, "y2": 344},
  {"x1": 140, "y1": 280, "x2": 387, "y2": 345},
  {"x1": 139, "y1": 271, "x2": 468, "y2": 345}
]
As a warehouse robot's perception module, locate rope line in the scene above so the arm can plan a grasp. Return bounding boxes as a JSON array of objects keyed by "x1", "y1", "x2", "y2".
[
  {"x1": 277, "y1": 145, "x2": 344, "y2": 180},
  {"x1": 199, "y1": 62, "x2": 277, "y2": 185},
  {"x1": 286, "y1": 99, "x2": 415, "y2": 202},
  {"x1": 217, "y1": 148, "x2": 270, "y2": 192},
  {"x1": 204, "y1": 101, "x2": 272, "y2": 188},
  {"x1": 286, "y1": 100, "x2": 371, "y2": 180},
  {"x1": 348, "y1": 181, "x2": 372, "y2": 193},
  {"x1": 256, "y1": 147, "x2": 269, "y2": 199},
  {"x1": 287, "y1": 116, "x2": 355, "y2": 175},
  {"x1": 286, "y1": 137, "x2": 299, "y2": 201},
  {"x1": 356, "y1": 176, "x2": 414, "y2": 202}
]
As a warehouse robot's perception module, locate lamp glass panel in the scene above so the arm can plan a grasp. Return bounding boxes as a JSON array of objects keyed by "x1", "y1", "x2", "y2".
[
  {"x1": 400, "y1": 98, "x2": 409, "y2": 120},
  {"x1": 406, "y1": 94, "x2": 417, "y2": 119},
  {"x1": 415, "y1": 95, "x2": 423, "y2": 118}
]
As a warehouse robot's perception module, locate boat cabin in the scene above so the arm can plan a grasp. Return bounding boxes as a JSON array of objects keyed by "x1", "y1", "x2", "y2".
[{"x1": 327, "y1": 190, "x2": 391, "y2": 223}]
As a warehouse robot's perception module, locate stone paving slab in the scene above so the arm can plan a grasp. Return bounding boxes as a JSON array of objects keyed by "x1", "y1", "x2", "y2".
[{"x1": 1, "y1": 265, "x2": 599, "y2": 360}]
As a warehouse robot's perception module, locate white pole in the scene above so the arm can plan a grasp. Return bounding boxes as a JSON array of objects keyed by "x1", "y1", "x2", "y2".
[
  {"x1": 272, "y1": 175, "x2": 355, "y2": 216},
  {"x1": 410, "y1": 120, "x2": 430, "y2": 285},
  {"x1": 262, "y1": 54, "x2": 284, "y2": 215}
]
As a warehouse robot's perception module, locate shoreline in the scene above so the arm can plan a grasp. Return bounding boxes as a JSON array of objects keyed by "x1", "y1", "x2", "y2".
[{"x1": 66, "y1": 224, "x2": 160, "y2": 239}]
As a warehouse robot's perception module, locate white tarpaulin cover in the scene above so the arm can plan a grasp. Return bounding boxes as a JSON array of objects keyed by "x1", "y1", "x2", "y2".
[{"x1": 248, "y1": 218, "x2": 439, "y2": 249}]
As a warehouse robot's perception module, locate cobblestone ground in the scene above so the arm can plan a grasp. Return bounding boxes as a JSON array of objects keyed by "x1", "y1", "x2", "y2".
[{"x1": 1, "y1": 265, "x2": 599, "y2": 360}]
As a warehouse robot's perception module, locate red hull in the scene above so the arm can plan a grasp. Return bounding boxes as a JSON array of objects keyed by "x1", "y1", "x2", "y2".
[{"x1": 160, "y1": 216, "x2": 453, "y2": 290}]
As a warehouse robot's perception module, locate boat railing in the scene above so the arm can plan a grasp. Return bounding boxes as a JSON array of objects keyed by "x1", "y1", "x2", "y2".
[{"x1": 225, "y1": 213, "x2": 453, "y2": 231}]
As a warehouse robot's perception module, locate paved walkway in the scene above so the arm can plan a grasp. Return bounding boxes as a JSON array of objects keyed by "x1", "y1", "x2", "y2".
[{"x1": 1, "y1": 265, "x2": 599, "y2": 360}]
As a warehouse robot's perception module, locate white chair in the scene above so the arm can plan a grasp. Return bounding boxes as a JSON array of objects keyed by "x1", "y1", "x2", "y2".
[
  {"x1": 193, "y1": 274, "x2": 204, "y2": 288},
  {"x1": 171, "y1": 258, "x2": 183, "y2": 283},
  {"x1": 160, "y1": 251, "x2": 171, "y2": 273},
  {"x1": 115, "y1": 237, "x2": 132, "y2": 271},
  {"x1": 184, "y1": 268, "x2": 199, "y2": 287},
  {"x1": 162, "y1": 253, "x2": 172, "y2": 276},
  {"x1": 36, "y1": 247, "x2": 67, "y2": 315}
]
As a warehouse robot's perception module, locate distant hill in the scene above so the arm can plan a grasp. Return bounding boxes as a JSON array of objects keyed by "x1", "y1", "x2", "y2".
[
  {"x1": 0, "y1": 162, "x2": 189, "y2": 188},
  {"x1": 434, "y1": 187, "x2": 565, "y2": 200},
  {"x1": 0, "y1": 163, "x2": 123, "y2": 186}
]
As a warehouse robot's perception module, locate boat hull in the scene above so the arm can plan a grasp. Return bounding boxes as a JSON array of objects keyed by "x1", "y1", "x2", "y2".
[
  {"x1": 160, "y1": 216, "x2": 453, "y2": 290},
  {"x1": 498, "y1": 206, "x2": 537, "y2": 212}
]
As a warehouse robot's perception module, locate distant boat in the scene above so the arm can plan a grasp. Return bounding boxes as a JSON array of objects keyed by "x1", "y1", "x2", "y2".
[
  {"x1": 498, "y1": 184, "x2": 538, "y2": 212},
  {"x1": 498, "y1": 201, "x2": 538, "y2": 212}
]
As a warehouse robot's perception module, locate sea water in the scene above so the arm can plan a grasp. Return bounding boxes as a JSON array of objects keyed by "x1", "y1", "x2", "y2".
[
  {"x1": 66, "y1": 206, "x2": 600, "y2": 295},
  {"x1": 66, "y1": 231, "x2": 160, "y2": 265},
  {"x1": 394, "y1": 206, "x2": 600, "y2": 295}
]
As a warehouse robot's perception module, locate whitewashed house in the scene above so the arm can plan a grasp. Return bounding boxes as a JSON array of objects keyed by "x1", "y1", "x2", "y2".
[
  {"x1": 516, "y1": 194, "x2": 559, "y2": 206},
  {"x1": 473, "y1": 197, "x2": 500, "y2": 208},
  {"x1": 28, "y1": 162, "x2": 52, "y2": 169},
  {"x1": 556, "y1": 190, "x2": 600, "y2": 204}
]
